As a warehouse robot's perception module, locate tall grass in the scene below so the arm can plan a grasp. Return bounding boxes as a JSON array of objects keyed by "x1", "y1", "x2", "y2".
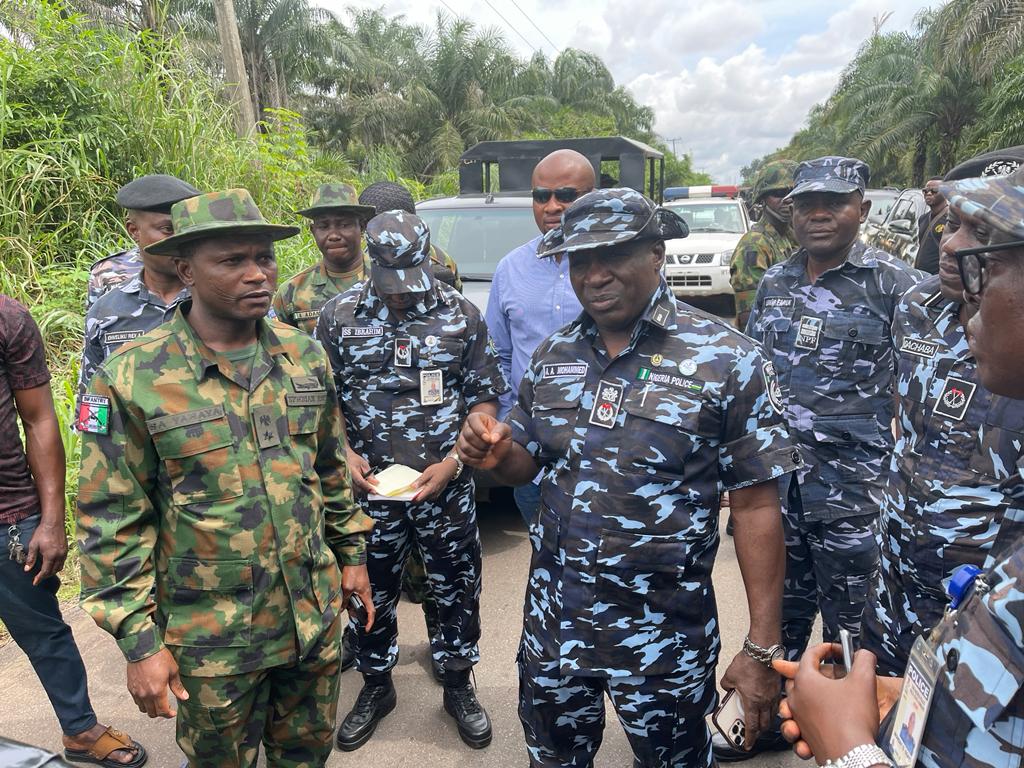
[{"x1": 0, "y1": 1, "x2": 361, "y2": 541}]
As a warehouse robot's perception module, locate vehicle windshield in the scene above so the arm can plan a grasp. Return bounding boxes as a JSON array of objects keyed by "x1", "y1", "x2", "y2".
[
  {"x1": 664, "y1": 201, "x2": 745, "y2": 234},
  {"x1": 865, "y1": 191, "x2": 899, "y2": 223},
  {"x1": 419, "y1": 206, "x2": 539, "y2": 277}
]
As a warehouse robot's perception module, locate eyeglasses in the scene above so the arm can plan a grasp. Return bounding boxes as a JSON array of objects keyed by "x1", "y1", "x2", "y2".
[
  {"x1": 954, "y1": 239, "x2": 1024, "y2": 295},
  {"x1": 532, "y1": 186, "x2": 585, "y2": 204}
]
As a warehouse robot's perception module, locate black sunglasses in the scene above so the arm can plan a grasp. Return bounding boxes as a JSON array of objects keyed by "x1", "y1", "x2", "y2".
[
  {"x1": 954, "y1": 239, "x2": 1024, "y2": 296},
  {"x1": 532, "y1": 186, "x2": 585, "y2": 204}
]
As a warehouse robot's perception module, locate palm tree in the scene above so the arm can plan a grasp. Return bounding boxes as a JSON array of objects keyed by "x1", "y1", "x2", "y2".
[{"x1": 927, "y1": 0, "x2": 1024, "y2": 80}]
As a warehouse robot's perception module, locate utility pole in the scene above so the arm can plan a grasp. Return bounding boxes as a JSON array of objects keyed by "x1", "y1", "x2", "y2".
[{"x1": 213, "y1": 0, "x2": 256, "y2": 136}]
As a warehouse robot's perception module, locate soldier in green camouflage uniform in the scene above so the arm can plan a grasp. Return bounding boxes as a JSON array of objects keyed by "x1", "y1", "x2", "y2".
[
  {"x1": 730, "y1": 160, "x2": 799, "y2": 329},
  {"x1": 271, "y1": 183, "x2": 376, "y2": 335},
  {"x1": 76, "y1": 188, "x2": 374, "y2": 768}
]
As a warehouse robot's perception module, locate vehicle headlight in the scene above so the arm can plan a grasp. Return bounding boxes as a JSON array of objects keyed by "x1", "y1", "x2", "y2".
[{"x1": 719, "y1": 250, "x2": 734, "y2": 266}]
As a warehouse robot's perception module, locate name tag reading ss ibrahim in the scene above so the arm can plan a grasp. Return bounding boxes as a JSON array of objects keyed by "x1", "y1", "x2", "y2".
[{"x1": 341, "y1": 326, "x2": 384, "y2": 339}]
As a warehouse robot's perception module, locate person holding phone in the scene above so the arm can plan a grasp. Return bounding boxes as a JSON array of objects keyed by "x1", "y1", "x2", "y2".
[{"x1": 774, "y1": 162, "x2": 1024, "y2": 768}]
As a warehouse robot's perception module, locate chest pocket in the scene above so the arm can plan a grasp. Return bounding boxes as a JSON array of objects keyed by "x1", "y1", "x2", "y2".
[
  {"x1": 816, "y1": 313, "x2": 888, "y2": 379},
  {"x1": 968, "y1": 399, "x2": 1024, "y2": 482},
  {"x1": 532, "y1": 380, "x2": 583, "y2": 461},
  {"x1": 151, "y1": 416, "x2": 244, "y2": 505},
  {"x1": 342, "y1": 336, "x2": 386, "y2": 374},
  {"x1": 756, "y1": 314, "x2": 793, "y2": 360},
  {"x1": 422, "y1": 338, "x2": 464, "y2": 373},
  {"x1": 621, "y1": 386, "x2": 715, "y2": 478}
]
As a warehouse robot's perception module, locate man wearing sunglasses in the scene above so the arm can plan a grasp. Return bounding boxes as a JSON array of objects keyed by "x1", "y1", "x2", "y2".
[
  {"x1": 914, "y1": 177, "x2": 948, "y2": 274},
  {"x1": 485, "y1": 149, "x2": 594, "y2": 524},
  {"x1": 860, "y1": 149, "x2": 1024, "y2": 684}
]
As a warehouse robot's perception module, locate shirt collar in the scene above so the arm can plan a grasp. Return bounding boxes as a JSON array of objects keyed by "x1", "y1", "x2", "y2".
[
  {"x1": 577, "y1": 279, "x2": 677, "y2": 349},
  {"x1": 172, "y1": 302, "x2": 290, "y2": 383},
  {"x1": 315, "y1": 253, "x2": 370, "y2": 286},
  {"x1": 783, "y1": 240, "x2": 878, "y2": 277},
  {"x1": 354, "y1": 279, "x2": 440, "y2": 321}
]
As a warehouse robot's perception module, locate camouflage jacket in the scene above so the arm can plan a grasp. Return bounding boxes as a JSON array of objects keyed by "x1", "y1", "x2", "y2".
[
  {"x1": 508, "y1": 281, "x2": 800, "y2": 676},
  {"x1": 315, "y1": 280, "x2": 507, "y2": 471},
  {"x1": 882, "y1": 531, "x2": 1024, "y2": 768},
  {"x1": 272, "y1": 255, "x2": 372, "y2": 335},
  {"x1": 745, "y1": 241, "x2": 923, "y2": 520},
  {"x1": 867, "y1": 275, "x2": 1024, "y2": 655},
  {"x1": 78, "y1": 272, "x2": 190, "y2": 395},
  {"x1": 76, "y1": 306, "x2": 372, "y2": 676},
  {"x1": 729, "y1": 218, "x2": 797, "y2": 321},
  {"x1": 86, "y1": 247, "x2": 143, "y2": 310}
]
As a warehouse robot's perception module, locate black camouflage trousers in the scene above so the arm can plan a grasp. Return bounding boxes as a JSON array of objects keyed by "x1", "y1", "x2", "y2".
[
  {"x1": 354, "y1": 478, "x2": 482, "y2": 675},
  {"x1": 517, "y1": 652, "x2": 715, "y2": 768},
  {"x1": 781, "y1": 482, "x2": 879, "y2": 659}
]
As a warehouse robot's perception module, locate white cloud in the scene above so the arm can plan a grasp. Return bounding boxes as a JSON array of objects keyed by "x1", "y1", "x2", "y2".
[{"x1": 318, "y1": 0, "x2": 932, "y2": 181}]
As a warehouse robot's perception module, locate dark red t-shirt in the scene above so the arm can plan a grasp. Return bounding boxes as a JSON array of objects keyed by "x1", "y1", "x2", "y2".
[{"x1": 0, "y1": 295, "x2": 51, "y2": 524}]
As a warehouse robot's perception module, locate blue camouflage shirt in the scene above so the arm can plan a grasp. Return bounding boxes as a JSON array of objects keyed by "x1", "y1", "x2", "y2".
[
  {"x1": 78, "y1": 272, "x2": 189, "y2": 395},
  {"x1": 745, "y1": 241, "x2": 923, "y2": 520},
  {"x1": 316, "y1": 279, "x2": 508, "y2": 471},
  {"x1": 509, "y1": 281, "x2": 800, "y2": 676},
  {"x1": 863, "y1": 275, "x2": 1024, "y2": 672}
]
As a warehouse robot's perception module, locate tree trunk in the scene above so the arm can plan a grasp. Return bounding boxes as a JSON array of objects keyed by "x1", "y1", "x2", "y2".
[
  {"x1": 213, "y1": 0, "x2": 256, "y2": 137},
  {"x1": 912, "y1": 135, "x2": 927, "y2": 187}
]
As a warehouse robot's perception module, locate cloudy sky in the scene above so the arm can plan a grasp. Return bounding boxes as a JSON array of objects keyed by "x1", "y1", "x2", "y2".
[{"x1": 316, "y1": 0, "x2": 934, "y2": 182}]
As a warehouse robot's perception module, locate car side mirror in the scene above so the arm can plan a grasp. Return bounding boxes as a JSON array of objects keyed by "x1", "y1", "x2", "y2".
[{"x1": 889, "y1": 219, "x2": 913, "y2": 235}]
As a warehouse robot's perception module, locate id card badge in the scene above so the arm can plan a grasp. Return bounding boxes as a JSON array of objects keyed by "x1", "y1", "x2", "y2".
[
  {"x1": 888, "y1": 635, "x2": 942, "y2": 767},
  {"x1": 794, "y1": 315, "x2": 823, "y2": 350},
  {"x1": 420, "y1": 369, "x2": 443, "y2": 405},
  {"x1": 588, "y1": 380, "x2": 624, "y2": 429}
]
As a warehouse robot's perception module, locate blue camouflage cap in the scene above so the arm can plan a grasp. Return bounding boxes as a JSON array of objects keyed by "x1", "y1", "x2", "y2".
[
  {"x1": 365, "y1": 210, "x2": 433, "y2": 294},
  {"x1": 942, "y1": 162, "x2": 1024, "y2": 240},
  {"x1": 787, "y1": 156, "x2": 870, "y2": 198},
  {"x1": 536, "y1": 187, "x2": 689, "y2": 258}
]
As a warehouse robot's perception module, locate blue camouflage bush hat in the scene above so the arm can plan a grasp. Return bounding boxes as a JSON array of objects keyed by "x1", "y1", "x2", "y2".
[
  {"x1": 366, "y1": 210, "x2": 433, "y2": 294},
  {"x1": 536, "y1": 187, "x2": 689, "y2": 258},
  {"x1": 787, "y1": 156, "x2": 870, "y2": 198},
  {"x1": 941, "y1": 162, "x2": 1024, "y2": 240}
]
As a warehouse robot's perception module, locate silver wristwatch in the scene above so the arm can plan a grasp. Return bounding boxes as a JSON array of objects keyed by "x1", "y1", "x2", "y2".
[
  {"x1": 445, "y1": 449, "x2": 464, "y2": 478},
  {"x1": 741, "y1": 635, "x2": 785, "y2": 667},
  {"x1": 824, "y1": 744, "x2": 894, "y2": 768}
]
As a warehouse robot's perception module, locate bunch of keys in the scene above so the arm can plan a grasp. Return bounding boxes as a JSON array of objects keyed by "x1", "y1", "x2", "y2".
[{"x1": 7, "y1": 524, "x2": 26, "y2": 564}]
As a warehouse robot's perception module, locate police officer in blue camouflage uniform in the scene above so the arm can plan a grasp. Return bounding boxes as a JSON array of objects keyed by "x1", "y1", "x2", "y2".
[
  {"x1": 316, "y1": 210, "x2": 508, "y2": 752},
  {"x1": 860, "y1": 147, "x2": 1024, "y2": 678},
  {"x1": 773, "y1": 161, "x2": 1024, "y2": 768},
  {"x1": 745, "y1": 158, "x2": 922, "y2": 689},
  {"x1": 79, "y1": 175, "x2": 200, "y2": 393},
  {"x1": 85, "y1": 175, "x2": 200, "y2": 310},
  {"x1": 457, "y1": 188, "x2": 802, "y2": 768}
]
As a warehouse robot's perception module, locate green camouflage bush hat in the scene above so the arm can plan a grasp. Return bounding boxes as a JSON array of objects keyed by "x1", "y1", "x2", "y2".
[
  {"x1": 537, "y1": 187, "x2": 689, "y2": 258},
  {"x1": 752, "y1": 159, "x2": 798, "y2": 201},
  {"x1": 366, "y1": 210, "x2": 433, "y2": 294},
  {"x1": 296, "y1": 182, "x2": 376, "y2": 221},
  {"x1": 116, "y1": 174, "x2": 201, "y2": 213},
  {"x1": 147, "y1": 188, "x2": 299, "y2": 256},
  {"x1": 942, "y1": 162, "x2": 1024, "y2": 240},
  {"x1": 787, "y1": 156, "x2": 870, "y2": 198}
]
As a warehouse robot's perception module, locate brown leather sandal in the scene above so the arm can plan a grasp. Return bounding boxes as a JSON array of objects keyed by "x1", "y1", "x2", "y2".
[{"x1": 64, "y1": 726, "x2": 147, "y2": 767}]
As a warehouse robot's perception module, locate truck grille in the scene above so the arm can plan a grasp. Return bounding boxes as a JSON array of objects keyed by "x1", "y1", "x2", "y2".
[
  {"x1": 666, "y1": 253, "x2": 716, "y2": 265},
  {"x1": 666, "y1": 274, "x2": 713, "y2": 288}
]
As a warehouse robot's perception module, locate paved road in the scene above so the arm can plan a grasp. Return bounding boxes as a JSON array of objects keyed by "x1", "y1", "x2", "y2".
[{"x1": 0, "y1": 500, "x2": 807, "y2": 767}]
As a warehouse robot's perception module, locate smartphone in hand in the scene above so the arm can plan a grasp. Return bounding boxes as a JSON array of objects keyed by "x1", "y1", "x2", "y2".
[
  {"x1": 838, "y1": 628, "x2": 855, "y2": 679},
  {"x1": 712, "y1": 689, "x2": 746, "y2": 748},
  {"x1": 348, "y1": 593, "x2": 369, "y2": 626}
]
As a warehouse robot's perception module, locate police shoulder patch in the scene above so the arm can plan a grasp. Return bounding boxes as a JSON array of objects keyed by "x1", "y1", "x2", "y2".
[
  {"x1": 762, "y1": 361, "x2": 784, "y2": 415},
  {"x1": 77, "y1": 395, "x2": 111, "y2": 435}
]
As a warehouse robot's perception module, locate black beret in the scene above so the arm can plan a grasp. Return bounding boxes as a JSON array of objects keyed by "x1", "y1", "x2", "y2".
[
  {"x1": 116, "y1": 174, "x2": 201, "y2": 213},
  {"x1": 944, "y1": 146, "x2": 1024, "y2": 182}
]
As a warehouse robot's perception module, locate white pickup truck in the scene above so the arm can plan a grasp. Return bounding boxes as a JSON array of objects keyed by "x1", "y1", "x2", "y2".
[{"x1": 662, "y1": 186, "x2": 750, "y2": 317}]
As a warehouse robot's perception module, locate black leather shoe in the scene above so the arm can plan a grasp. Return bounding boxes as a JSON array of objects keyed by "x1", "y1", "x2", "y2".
[
  {"x1": 336, "y1": 677, "x2": 396, "y2": 751},
  {"x1": 443, "y1": 671, "x2": 492, "y2": 749},
  {"x1": 341, "y1": 627, "x2": 355, "y2": 672},
  {"x1": 712, "y1": 729, "x2": 789, "y2": 762}
]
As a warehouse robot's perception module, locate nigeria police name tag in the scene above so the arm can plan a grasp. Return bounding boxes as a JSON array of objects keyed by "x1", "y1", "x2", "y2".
[
  {"x1": 588, "y1": 381, "x2": 623, "y2": 429},
  {"x1": 888, "y1": 635, "x2": 941, "y2": 768},
  {"x1": 341, "y1": 326, "x2": 383, "y2": 339},
  {"x1": 794, "y1": 315, "x2": 822, "y2": 350},
  {"x1": 420, "y1": 369, "x2": 443, "y2": 405},
  {"x1": 934, "y1": 376, "x2": 976, "y2": 421},
  {"x1": 900, "y1": 337, "x2": 939, "y2": 359}
]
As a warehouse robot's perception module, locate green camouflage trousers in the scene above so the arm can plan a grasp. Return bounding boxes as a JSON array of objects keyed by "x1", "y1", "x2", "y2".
[{"x1": 176, "y1": 616, "x2": 341, "y2": 768}]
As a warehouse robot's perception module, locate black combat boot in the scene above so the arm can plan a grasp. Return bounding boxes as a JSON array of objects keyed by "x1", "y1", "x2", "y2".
[
  {"x1": 340, "y1": 625, "x2": 355, "y2": 672},
  {"x1": 442, "y1": 668, "x2": 492, "y2": 749},
  {"x1": 335, "y1": 673, "x2": 396, "y2": 751}
]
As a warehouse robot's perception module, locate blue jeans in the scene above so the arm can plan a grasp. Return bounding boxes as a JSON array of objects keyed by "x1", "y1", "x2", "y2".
[
  {"x1": 513, "y1": 482, "x2": 541, "y2": 527},
  {"x1": 0, "y1": 514, "x2": 97, "y2": 735}
]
